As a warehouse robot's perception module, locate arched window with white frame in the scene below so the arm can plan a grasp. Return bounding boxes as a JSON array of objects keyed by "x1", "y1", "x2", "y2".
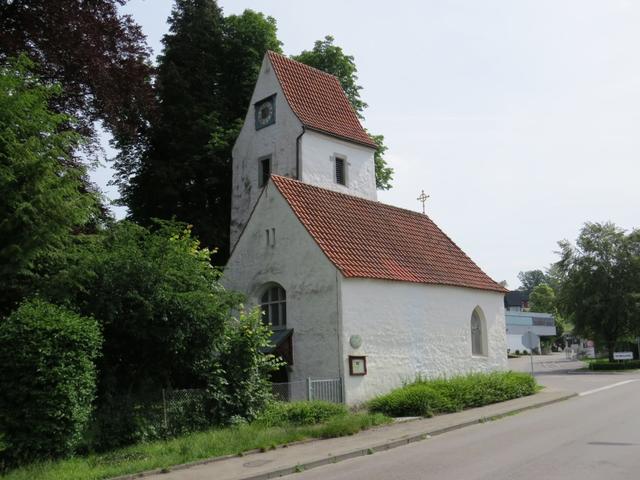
[
  {"x1": 470, "y1": 307, "x2": 487, "y2": 356},
  {"x1": 260, "y1": 284, "x2": 286, "y2": 328}
]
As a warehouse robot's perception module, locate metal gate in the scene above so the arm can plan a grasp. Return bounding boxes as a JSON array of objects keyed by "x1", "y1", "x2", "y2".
[
  {"x1": 271, "y1": 377, "x2": 344, "y2": 403},
  {"x1": 308, "y1": 377, "x2": 343, "y2": 403}
]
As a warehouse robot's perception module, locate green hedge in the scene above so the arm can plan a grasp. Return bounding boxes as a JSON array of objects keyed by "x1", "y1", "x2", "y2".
[
  {"x1": 368, "y1": 371, "x2": 537, "y2": 417},
  {"x1": 589, "y1": 360, "x2": 640, "y2": 370},
  {"x1": 255, "y1": 401, "x2": 347, "y2": 427},
  {"x1": 0, "y1": 299, "x2": 102, "y2": 468}
]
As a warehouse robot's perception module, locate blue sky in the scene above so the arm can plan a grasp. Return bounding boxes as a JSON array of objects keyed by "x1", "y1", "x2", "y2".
[{"x1": 93, "y1": 0, "x2": 640, "y2": 287}]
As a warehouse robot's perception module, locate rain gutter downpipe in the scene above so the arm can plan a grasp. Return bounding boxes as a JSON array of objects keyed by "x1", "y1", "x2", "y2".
[{"x1": 296, "y1": 126, "x2": 306, "y2": 180}]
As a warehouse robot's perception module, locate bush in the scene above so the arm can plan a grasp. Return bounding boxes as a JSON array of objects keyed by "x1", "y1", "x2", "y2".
[
  {"x1": 256, "y1": 401, "x2": 347, "y2": 427},
  {"x1": 207, "y1": 308, "x2": 283, "y2": 424},
  {"x1": 0, "y1": 299, "x2": 102, "y2": 467},
  {"x1": 368, "y1": 371, "x2": 537, "y2": 417},
  {"x1": 39, "y1": 221, "x2": 241, "y2": 397},
  {"x1": 588, "y1": 360, "x2": 640, "y2": 371}
]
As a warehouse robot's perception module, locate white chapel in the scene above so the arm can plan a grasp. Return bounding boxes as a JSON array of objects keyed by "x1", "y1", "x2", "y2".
[{"x1": 223, "y1": 52, "x2": 508, "y2": 405}]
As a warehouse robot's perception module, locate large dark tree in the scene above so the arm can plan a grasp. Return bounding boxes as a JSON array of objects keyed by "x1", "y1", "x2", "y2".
[
  {"x1": 294, "y1": 36, "x2": 394, "y2": 190},
  {"x1": 0, "y1": 0, "x2": 154, "y2": 152},
  {"x1": 556, "y1": 222, "x2": 640, "y2": 360},
  {"x1": 120, "y1": 1, "x2": 281, "y2": 261}
]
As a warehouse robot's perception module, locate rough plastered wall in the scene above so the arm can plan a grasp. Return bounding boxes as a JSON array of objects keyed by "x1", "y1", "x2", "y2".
[
  {"x1": 222, "y1": 181, "x2": 343, "y2": 397},
  {"x1": 300, "y1": 130, "x2": 376, "y2": 201},
  {"x1": 340, "y1": 278, "x2": 508, "y2": 404},
  {"x1": 230, "y1": 55, "x2": 303, "y2": 248}
]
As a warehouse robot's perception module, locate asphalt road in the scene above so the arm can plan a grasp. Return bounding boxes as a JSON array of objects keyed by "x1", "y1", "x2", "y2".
[{"x1": 294, "y1": 355, "x2": 640, "y2": 480}]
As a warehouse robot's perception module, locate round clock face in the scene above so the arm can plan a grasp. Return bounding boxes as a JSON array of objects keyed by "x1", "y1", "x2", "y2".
[{"x1": 257, "y1": 100, "x2": 274, "y2": 127}]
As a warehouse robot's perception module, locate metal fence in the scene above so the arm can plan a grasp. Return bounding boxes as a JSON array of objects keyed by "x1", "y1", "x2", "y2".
[{"x1": 272, "y1": 377, "x2": 343, "y2": 403}]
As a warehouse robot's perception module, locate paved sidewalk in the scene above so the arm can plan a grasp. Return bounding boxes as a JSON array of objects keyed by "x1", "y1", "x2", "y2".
[{"x1": 126, "y1": 389, "x2": 574, "y2": 480}]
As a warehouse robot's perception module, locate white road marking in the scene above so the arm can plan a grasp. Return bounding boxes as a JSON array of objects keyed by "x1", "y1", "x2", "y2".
[{"x1": 578, "y1": 380, "x2": 639, "y2": 396}]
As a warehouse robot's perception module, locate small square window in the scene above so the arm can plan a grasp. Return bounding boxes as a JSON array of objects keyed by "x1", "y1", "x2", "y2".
[
  {"x1": 335, "y1": 157, "x2": 346, "y2": 185},
  {"x1": 259, "y1": 156, "x2": 271, "y2": 186}
]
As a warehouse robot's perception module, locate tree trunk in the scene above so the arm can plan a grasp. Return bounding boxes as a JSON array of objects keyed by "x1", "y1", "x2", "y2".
[{"x1": 607, "y1": 340, "x2": 616, "y2": 362}]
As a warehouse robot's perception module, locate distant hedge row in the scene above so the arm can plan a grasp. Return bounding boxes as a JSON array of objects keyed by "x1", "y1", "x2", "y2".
[
  {"x1": 368, "y1": 372, "x2": 537, "y2": 418},
  {"x1": 589, "y1": 360, "x2": 640, "y2": 371}
]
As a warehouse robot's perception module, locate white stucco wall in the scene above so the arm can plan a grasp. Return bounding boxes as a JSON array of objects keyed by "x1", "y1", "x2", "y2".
[
  {"x1": 222, "y1": 181, "x2": 343, "y2": 398},
  {"x1": 230, "y1": 56, "x2": 303, "y2": 248},
  {"x1": 300, "y1": 130, "x2": 377, "y2": 200},
  {"x1": 340, "y1": 279, "x2": 508, "y2": 404}
]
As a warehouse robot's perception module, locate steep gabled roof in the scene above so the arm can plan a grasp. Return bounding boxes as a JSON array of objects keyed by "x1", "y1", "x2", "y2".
[
  {"x1": 271, "y1": 175, "x2": 506, "y2": 293},
  {"x1": 267, "y1": 51, "x2": 377, "y2": 149}
]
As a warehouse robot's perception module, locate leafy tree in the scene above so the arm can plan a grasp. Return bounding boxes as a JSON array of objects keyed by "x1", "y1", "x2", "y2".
[
  {"x1": 0, "y1": 0, "x2": 154, "y2": 155},
  {"x1": 529, "y1": 284, "x2": 556, "y2": 313},
  {"x1": 0, "y1": 57, "x2": 98, "y2": 317},
  {"x1": 293, "y1": 36, "x2": 394, "y2": 190},
  {"x1": 517, "y1": 269, "x2": 548, "y2": 294},
  {"x1": 40, "y1": 220, "x2": 240, "y2": 395},
  {"x1": 555, "y1": 222, "x2": 640, "y2": 360},
  {"x1": 529, "y1": 283, "x2": 567, "y2": 346},
  {"x1": 370, "y1": 133, "x2": 394, "y2": 190},
  {"x1": 120, "y1": 1, "x2": 281, "y2": 261},
  {"x1": 0, "y1": 299, "x2": 102, "y2": 466}
]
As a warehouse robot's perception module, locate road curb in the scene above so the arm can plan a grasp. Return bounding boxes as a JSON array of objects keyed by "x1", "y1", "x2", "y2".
[
  {"x1": 110, "y1": 392, "x2": 576, "y2": 480},
  {"x1": 233, "y1": 392, "x2": 578, "y2": 480}
]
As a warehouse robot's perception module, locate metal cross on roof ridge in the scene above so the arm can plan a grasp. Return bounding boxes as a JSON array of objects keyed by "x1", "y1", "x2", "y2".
[{"x1": 417, "y1": 190, "x2": 430, "y2": 214}]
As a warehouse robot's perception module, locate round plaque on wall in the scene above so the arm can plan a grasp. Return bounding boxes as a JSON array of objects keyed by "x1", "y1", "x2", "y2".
[{"x1": 349, "y1": 335, "x2": 363, "y2": 349}]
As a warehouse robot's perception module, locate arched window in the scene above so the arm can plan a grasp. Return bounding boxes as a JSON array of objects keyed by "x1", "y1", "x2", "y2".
[
  {"x1": 260, "y1": 284, "x2": 286, "y2": 328},
  {"x1": 470, "y1": 308, "x2": 487, "y2": 356}
]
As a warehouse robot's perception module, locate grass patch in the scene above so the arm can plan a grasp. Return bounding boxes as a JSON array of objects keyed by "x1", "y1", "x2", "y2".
[
  {"x1": 1, "y1": 404, "x2": 390, "y2": 480},
  {"x1": 368, "y1": 371, "x2": 538, "y2": 418},
  {"x1": 255, "y1": 401, "x2": 347, "y2": 427}
]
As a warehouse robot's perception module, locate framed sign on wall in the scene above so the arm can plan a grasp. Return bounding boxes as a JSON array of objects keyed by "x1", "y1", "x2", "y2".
[{"x1": 348, "y1": 355, "x2": 367, "y2": 376}]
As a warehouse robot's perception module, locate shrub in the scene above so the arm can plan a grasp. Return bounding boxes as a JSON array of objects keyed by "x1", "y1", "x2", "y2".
[
  {"x1": 514, "y1": 350, "x2": 520, "y2": 355},
  {"x1": 369, "y1": 371, "x2": 537, "y2": 417},
  {"x1": 0, "y1": 299, "x2": 102, "y2": 467},
  {"x1": 39, "y1": 221, "x2": 241, "y2": 397},
  {"x1": 589, "y1": 360, "x2": 640, "y2": 371},
  {"x1": 256, "y1": 401, "x2": 347, "y2": 427},
  {"x1": 207, "y1": 308, "x2": 284, "y2": 424}
]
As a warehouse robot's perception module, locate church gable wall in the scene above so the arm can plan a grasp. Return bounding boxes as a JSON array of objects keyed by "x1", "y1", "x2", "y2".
[
  {"x1": 340, "y1": 278, "x2": 508, "y2": 404},
  {"x1": 231, "y1": 56, "x2": 303, "y2": 248},
  {"x1": 300, "y1": 130, "x2": 376, "y2": 200},
  {"x1": 222, "y1": 182, "x2": 343, "y2": 392}
]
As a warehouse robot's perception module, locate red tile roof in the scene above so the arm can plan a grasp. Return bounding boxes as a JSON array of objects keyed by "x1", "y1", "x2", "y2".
[
  {"x1": 272, "y1": 175, "x2": 506, "y2": 293},
  {"x1": 267, "y1": 51, "x2": 377, "y2": 149}
]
